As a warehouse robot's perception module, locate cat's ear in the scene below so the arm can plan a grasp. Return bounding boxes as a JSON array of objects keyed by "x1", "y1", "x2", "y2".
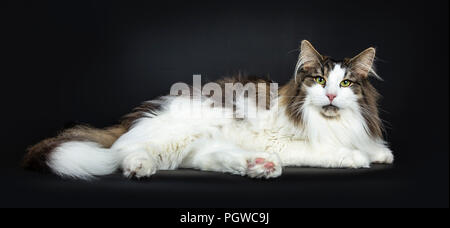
[
  {"x1": 298, "y1": 40, "x2": 323, "y2": 71},
  {"x1": 348, "y1": 47, "x2": 378, "y2": 78}
]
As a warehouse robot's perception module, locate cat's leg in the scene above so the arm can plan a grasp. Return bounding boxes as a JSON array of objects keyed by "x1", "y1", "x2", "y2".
[
  {"x1": 370, "y1": 147, "x2": 394, "y2": 164},
  {"x1": 363, "y1": 139, "x2": 394, "y2": 164},
  {"x1": 116, "y1": 136, "x2": 198, "y2": 179},
  {"x1": 180, "y1": 139, "x2": 282, "y2": 179},
  {"x1": 121, "y1": 148, "x2": 158, "y2": 178},
  {"x1": 112, "y1": 121, "x2": 200, "y2": 179},
  {"x1": 279, "y1": 141, "x2": 371, "y2": 168}
]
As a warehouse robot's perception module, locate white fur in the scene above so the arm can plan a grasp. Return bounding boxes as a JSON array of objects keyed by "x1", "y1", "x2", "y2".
[
  {"x1": 47, "y1": 142, "x2": 120, "y2": 179},
  {"x1": 47, "y1": 66, "x2": 393, "y2": 179}
]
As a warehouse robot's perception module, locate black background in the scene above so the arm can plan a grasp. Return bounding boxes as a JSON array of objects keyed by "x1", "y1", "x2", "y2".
[{"x1": 0, "y1": 0, "x2": 448, "y2": 208}]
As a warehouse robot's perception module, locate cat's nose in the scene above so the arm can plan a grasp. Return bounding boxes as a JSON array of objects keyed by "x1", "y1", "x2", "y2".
[{"x1": 326, "y1": 94, "x2": 336, "y2": 102}]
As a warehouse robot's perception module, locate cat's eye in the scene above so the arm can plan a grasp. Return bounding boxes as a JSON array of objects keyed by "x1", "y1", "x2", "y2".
[
  {"x1": 314, "y1": 77, "x2": 326, "y2": 85},
  {"x1": 340, "y1": 80, "x2": 352, "y2": 87}
]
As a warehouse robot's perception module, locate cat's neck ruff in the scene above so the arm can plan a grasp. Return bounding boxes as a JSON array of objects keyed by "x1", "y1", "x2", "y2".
[{"x1": 274, "y1": 101, "x2": 373, "y2": 150}]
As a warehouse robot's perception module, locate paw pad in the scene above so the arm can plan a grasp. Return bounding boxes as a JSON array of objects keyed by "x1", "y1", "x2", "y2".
[{"x1": 246, "y1": 156, "x2": 281, "y2": 179}]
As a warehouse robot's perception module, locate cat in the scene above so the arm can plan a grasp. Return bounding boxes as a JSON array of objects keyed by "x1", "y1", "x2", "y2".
[{"x1": 23, "y1": 40, "x2": 394, "y2": 180}]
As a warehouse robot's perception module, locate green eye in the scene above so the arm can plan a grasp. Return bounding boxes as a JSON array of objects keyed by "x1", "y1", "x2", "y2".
[
  {"x1": 314, "y1": 77, "x2": 326, "y2": 85},
  {"x1": 340, "y1": 80, "x2": 352, "y2": 87}
]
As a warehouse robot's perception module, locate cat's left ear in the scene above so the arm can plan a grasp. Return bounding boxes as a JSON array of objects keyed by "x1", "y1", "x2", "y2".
[
  {"x1": 348, "y1": 47, "x2": 377, "y2": 78},
  {"x1": 298, "y1": 40, "x2": 323, "y2": 71}
]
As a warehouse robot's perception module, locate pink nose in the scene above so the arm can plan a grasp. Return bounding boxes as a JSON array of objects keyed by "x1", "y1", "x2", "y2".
[{"x1": 327, "y1": 94, "x2": 337, "y2": 102}]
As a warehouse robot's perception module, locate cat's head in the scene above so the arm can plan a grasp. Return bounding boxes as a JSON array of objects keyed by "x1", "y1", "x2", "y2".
[{"x1": 281, "y1": 40, "x2": 382, "y2": 137}]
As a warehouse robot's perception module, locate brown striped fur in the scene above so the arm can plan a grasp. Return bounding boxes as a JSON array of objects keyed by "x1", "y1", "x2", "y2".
[
  {"x1": 216, "y1": 74, "x2": 276, "y2": 111},
  {"x1": 23, "y1": 125, "x2": 127, "y2": 172},
  {"x1": 22, "y1": 101, "x2": 160, "y2": 172},
  {"x1": 23, "y1": 40, "x2": 385, "y2": 173}
]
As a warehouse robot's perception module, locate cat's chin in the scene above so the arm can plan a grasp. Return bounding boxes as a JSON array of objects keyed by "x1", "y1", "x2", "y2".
[{"x1": 320, "y1": 105, "x2": 340, "y2": 119}]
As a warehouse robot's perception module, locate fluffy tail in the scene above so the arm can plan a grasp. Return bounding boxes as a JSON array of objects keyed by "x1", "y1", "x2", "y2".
[{"x1": 23, "y1": 125, "x2": 127, "y2": 180}]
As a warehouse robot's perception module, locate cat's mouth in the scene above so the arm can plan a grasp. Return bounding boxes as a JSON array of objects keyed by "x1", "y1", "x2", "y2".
[{"x1": 321, "y1": 105, "x2": 340, "y2": 118}]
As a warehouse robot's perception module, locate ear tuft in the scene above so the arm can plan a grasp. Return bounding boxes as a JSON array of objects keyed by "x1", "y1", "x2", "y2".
[
  {"x1": 349, "y1": 47, "x2": 379, "y2": 79},
  {"x1": 297, "y1": 40, "x2": 323, "y2": 72}
]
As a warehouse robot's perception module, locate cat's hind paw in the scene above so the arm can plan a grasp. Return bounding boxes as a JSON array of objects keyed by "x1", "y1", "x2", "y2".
[
  {"x1": 122, "y1": 153, "x2": 157, "y2": 179},
  {"x1": 246, "y1": 154, "x2": 282, "y2": 179}
]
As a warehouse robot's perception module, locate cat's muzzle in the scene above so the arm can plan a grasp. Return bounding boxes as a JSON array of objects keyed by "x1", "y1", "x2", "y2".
[{"x1": 321, "y1": 105, "x2": 340, "y2": 118}]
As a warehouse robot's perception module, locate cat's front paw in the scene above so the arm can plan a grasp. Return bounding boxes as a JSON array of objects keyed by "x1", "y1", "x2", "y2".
[
  {"x1": 336, "y1": 149, "x2": 371, "y2": 169},
  {"x1": 122, "y1": 153, "x2": 157, "y2": 179},
  {"x1": 371, "y1": 147, "x2": 394, "y2": 164},
  {"x1": 246, "y1": 153, "x2": 282, "y2": 179}
]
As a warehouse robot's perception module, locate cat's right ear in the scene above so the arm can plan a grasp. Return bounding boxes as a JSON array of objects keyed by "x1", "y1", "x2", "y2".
[{"x1": 298, "y1": 40, "x2": 323, "y2": 72}]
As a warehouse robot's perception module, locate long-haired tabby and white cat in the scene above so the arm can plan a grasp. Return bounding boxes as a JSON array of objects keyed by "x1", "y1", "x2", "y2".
[{"x1": 23, "y1": 40, "x2": 393, "y2": 180}]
